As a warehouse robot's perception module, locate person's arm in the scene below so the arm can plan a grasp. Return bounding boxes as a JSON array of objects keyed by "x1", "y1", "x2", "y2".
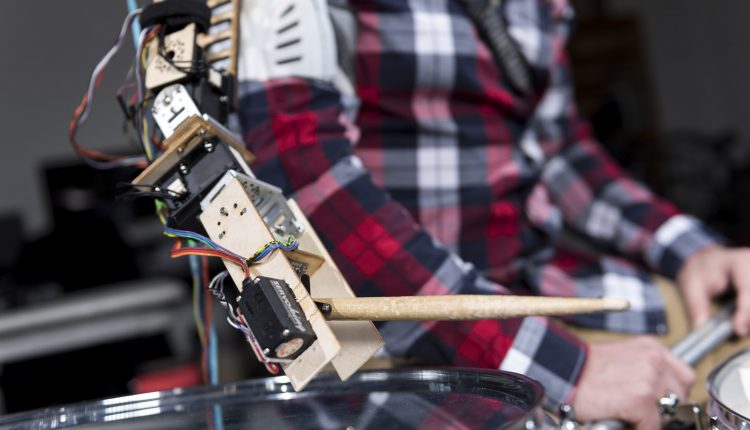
[
  {"x1": 534, "y1": 50, "x2": 750, "y2": 337},
  {"x1": 235, "y1": 76, "x2": 586, "y2": 407},
  {"x1": 535, "y1": 57, "x2": 717, "y2": 280}
]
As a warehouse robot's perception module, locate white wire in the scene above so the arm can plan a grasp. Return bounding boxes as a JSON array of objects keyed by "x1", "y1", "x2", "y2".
[
  {"x1": 80, "y1": 9, "x2": 141, "y2": 125},
  {"x1": 74, "y1": 8, "x2": 147, "y2": 169}
]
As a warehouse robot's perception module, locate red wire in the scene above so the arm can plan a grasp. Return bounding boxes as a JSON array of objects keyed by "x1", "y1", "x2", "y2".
[
  {"x1": 68, "y1": 27, "x2": 160, "y2": 168},
  {"x1": 202, "y1": 257, "x2": 212, "y2": 384},
  {"x1": 171, "y1": 247, "x2": 250, "y2": 278}
]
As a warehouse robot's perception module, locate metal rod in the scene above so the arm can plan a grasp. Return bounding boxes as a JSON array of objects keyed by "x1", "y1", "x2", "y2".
[
  {"x1": 672, "y1": 303, "x2": 735, "y2": 366},
  {"x1": 317, "y1": 295, "x2": 629, "y2": 321}
]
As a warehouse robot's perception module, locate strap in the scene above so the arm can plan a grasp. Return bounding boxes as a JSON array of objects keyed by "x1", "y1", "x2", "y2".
[{"x1": 458, "y1": 0, "x2": 533, "y2": 96}]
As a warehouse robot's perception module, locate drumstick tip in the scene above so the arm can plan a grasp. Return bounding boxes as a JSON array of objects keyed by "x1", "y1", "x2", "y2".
[{"x1": 602, "y1": 298, "x2": 630, "y2": 311}]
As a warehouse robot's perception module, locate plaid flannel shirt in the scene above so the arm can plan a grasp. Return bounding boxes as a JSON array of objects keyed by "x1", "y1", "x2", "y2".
[{"x1": 235, "y1": 0, "x2": 718, "y2": 407}]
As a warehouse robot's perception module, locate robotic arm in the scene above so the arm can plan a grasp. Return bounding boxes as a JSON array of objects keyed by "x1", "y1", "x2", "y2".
[{"x1": 70, "y1": 0, "x2": 627, "y2": 391}]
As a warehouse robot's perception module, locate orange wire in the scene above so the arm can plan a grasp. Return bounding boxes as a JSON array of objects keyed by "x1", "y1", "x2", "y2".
[{"x1": 171, "y1": 247, "x2": 250, "y2": 278}]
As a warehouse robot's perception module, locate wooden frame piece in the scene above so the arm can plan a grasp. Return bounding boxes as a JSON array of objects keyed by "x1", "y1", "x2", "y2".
[
  {"x1": 131, "y1": 115, "x2": 254, "y2": 187},
  {"x1": 199, "y1": 178, "x2": 343, "y2": 390}
]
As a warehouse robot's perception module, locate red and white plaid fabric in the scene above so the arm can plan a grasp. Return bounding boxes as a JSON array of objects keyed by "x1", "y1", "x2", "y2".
[{"x1": 235, "y1": 0, "x2": 719, "y2": 407}]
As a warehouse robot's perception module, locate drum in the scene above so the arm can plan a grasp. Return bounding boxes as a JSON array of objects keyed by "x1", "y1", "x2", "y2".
[
  {"x1": 0, "y1": 368, "x2": 549, "y2": 430},
  {"x1": 708, "y1": 349, "x2": 750, "y2": 429}
]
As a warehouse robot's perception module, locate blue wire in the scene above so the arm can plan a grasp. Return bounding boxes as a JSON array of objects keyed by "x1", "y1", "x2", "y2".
[
  {"x1": 251, "y1": 241, "x2": 299, "y2": 262},
  {"x1": 164, "y1": 227, "x2": 220, "y2": 250},
  {"x1": 209, "y1": 325, "x2": 219, "y2": 385},
  {"x1": 213, "y1": 404, "x2": 225, "y2": 430},
  {"x1": 126, "y1": 0, "x2": 141, "y2": 48}
]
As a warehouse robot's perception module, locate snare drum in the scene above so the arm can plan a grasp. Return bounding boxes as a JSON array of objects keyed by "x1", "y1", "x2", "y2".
[
  {"x1": 708, "y1": 349, "x2": 750, "y2": 429},
  {"x1": 0, "y1": 368, "x2": 551, "y2": 429}
]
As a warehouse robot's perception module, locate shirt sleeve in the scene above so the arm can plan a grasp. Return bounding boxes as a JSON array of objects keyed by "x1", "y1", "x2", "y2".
[
  {"x1": 536, "y1": 54, "x2": 720, "y2": 280},
  {"x1": 236, "y1": 76, "x2": 586, "y2": 407}
]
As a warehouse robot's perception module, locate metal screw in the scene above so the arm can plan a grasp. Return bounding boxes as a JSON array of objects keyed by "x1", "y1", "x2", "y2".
[
  {"x1": 178, "y1": 163, "x2": 189, "y2": 175},
  {"x1": 164, "y1": 95, "x2": 172, "y2": 105},
  {"x1": 318, "y1": 303, "x2": 332, "y2": 314},
  {"x1": 262, "y1": 348, "x2": 271, "y2": 356},
  {"x1": 709, "y1": 416, "x2": 719, "y2": 430},
  {"x1": 658, "y1": 393, "x2": 679, "y2": 416},
  {"x1": 282, "y1": 329, "x2": 290, "y2": 337},
  {"x1": 220, "y1": 207, "x2": 228, "y2": 216},
  {"x1": 198, "y1": 128, "x2": 207, "y2": 137},
  {"x1": 204, "y1": 141, "x2": 215, "y2": 152},
  {"x1": 240, "y1": 208, "x2": 247, "y2": 216}
]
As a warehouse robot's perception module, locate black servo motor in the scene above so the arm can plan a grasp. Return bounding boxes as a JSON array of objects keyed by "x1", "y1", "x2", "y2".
[{"x1": 238, "y1": 276, "x2": 316, "y2": 360}]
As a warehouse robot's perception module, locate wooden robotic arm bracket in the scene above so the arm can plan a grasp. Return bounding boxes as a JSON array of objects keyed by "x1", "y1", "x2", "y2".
[{"x1": 199, "y1": 175, "x2": 383, "y2": 390}]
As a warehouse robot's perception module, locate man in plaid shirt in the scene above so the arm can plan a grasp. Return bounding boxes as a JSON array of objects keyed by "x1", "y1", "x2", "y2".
[{"x1": 235, "y1": 0, "x2": 750, "y2": 426}]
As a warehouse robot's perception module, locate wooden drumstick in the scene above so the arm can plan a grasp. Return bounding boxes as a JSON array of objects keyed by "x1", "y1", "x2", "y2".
[{"x1": 315, "y1": 295, "x2": 629, "y2": 321}]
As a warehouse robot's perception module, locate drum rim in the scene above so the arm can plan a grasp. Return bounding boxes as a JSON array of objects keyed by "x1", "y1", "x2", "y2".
[
  {"x1": 0, "y1": 367, "x2": 545, "y2": 427},
  {"x1": 707, "y1": 348, "x2": 750, "y2": 422}
]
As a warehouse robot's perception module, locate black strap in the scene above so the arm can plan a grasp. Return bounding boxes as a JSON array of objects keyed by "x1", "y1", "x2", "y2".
[
  {"x1": 140, "y1": 0, "x2": 212, "y2": 33},
  {"x1": 459, "y1": 0, "x2": 533, "y2": 96}
]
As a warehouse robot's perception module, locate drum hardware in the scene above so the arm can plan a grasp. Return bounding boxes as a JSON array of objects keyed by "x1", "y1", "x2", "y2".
[
  {"x1": 565, "y1": 302, "x2": 737, "y2": 430},
  {"x1": 559, "y1": 404, "x2": 580, "y2": 430},
  {"x1": 658, "y1": 392, "x2": 680, "y2": 416},
  {"x1": 705, "y1": 349, "x2": 750, "y2": 429}
]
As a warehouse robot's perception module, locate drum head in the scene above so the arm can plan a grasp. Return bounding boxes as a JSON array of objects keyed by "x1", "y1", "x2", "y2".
[
  {"x1": 708, "y1": 349, "x2": 750, "y2": 422},
  {"x1": 0, "y1": 368, "x2": 544, "y2": 429}
]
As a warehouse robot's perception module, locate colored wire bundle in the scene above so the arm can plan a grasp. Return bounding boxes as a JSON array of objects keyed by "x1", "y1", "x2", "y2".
[
  {"x1": 166, "y1": 228, "x2": 251, "y2": 278},
  {"x1": 249, "y1": 237, "x2": 300, "y2": 263},
  {"x1": 189, "y1": 253, "x2": 220, "y2": 386},
  {"x1": 172, "y1": 245, "x2": 250, "y2": 279},
  {"x1": 164, "y1": 227, "x2": 224, "y2": 250},
  {"x1": 69, "y1": 9, "x2": 148, "y2": 170}
]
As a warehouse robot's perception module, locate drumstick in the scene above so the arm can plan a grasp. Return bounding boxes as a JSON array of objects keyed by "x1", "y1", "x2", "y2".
[{"x1": 316, "y1": 295, "x2": 629, "y2": 321}]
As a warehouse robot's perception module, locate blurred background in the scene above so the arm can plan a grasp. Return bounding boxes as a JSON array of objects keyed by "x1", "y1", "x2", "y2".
[{"x1": 0, "y1": 0, "x2": 749, "y2": 415}]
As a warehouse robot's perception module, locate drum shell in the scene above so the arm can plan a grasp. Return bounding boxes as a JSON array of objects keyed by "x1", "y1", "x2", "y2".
[{"x1": 707, "y1": 349, "x2": 750, "y2": 429}]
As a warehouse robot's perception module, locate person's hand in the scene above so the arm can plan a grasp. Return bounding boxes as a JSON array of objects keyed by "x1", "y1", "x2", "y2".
[
  {"x1": 677, "y1": 245, "x2": 750, "y2": 336},
  {"x1": 572, "y1": 337, "x2": 695, "y2": 429}
]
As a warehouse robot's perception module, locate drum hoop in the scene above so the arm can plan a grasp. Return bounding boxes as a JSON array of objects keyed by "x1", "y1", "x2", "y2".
[
  {"x1": 706, "y1": 348, "x2": 750, "y2": 422},
  {"x1": 0, "y1": 367, "x2": 546, "y2": 428}
]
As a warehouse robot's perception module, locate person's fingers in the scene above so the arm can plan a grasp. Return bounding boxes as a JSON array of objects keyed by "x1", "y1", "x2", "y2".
[
  {"x1": 730, "y1": 253, "x2": 750, "y2": 336},
  {"x1": 665, "y1": 350, "x2": 695, "y2": 385},
  {"x1": 661, "y1": 353, "x2": 694, "y2": 401},
  {"x1": 682, "y1": 275, "x2": 712, "y2": 328},
  {"x1": 635, "y1": 409, "x2": 661, "y2": 430}
]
